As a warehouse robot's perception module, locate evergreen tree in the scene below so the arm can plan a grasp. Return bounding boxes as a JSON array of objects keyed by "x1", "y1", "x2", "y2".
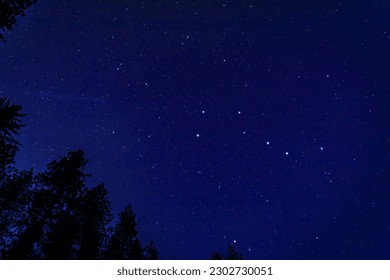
[
  {"x1": 35, "y1": 150, "x2": 90, "y2": 259},
  {"x1": 0, "y1": 0, "x2": 39, "y2": 41},
  {"x1": 0, "y1": 169, "x2": 33, "y2": 258},
  {"x1": 211, "y1": 245, "x2": 243, "y2": 260},
  {"x1": 106, "y1": 205, "x2": 143, "y2": 259},
  {"x1": 0, "y1": 97, "x2": 25, "y2": 136},
  {"x1": 0, "y1": 98, "x2": 158, "y2": 259},
  {"x1": 211, "y1": 251, "x2": 224, "y2": 260},
  {"x1": 0, "y1": 97, "x2": 24, "y2": 175},
  {"x1": 3, "y1": 151, "x2": 90, "y2": 259},
  {"x1": 144, "y1": 240, "x2": 159, "y2": 260},
  {"x1": 0, "y1": 97, "x2": 32, "y2": 258},
  {"x1": 78, "y1": 184, "x2": 112, "y2": 259},
  {"x1": 226, "y1": 244, "x2": 243, "y2": 260}
]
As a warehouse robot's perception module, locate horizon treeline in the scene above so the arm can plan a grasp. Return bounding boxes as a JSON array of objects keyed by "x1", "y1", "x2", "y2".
[{"x1": 0, "y1": 97, "x2": 159, "y2": 259}]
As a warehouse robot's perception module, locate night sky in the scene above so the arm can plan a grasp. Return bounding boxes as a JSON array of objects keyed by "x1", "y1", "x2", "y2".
[{"x1": 1, "y1": 0, "x2": 390, "y2": 259}]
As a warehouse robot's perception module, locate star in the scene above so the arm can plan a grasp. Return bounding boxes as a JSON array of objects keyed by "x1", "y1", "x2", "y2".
[
  {"x1": 285, "y1": 152, "x2": 289, "y2": 155},
  {"x1": 266, "y1": 141, "x2": 270, "y2": 145},
  {"x1": 196, "y1": 134, "x2": 200, "y2": 137}
]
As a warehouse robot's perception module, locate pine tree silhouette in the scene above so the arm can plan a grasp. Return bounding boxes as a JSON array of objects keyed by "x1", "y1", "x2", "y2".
[
  {"x1": 105, "y1": 205, "x2": 144, "y2": 259},
  {"x1": 77, "y1": 184, "x2": 112, "y2": 259},
  {"x1": 0, "y1": 0, "x2": 39, "y2": 41},
  {"x1": 211, "y1": 251, "x2": 224, "y2": 260},
  {"x1": 0, "y1": 97, "x2": 24, "y2": 174},
  {"x1": 144, "y1": 240, "x2": 159, "y2": 260},
  {"x1": 0, "y1": 98, "x2": 32, "y2": 258},
  {"x1": 3, "y1": 151, "x2": 91, "y2": 259},
  {"x1": 211, "y1": 245, "x2": 243, "y2": 260},
  {"x1": 226, "y1": 244, "x2": 243, "y2": 260},
  {"x1": 0, "y1": 98, "x2": 156, "y2": 260}
]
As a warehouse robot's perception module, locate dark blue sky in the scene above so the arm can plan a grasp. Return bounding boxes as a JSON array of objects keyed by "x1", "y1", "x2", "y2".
[{"x1": 1, "y1": 0, "x2": 390, "y2": 259}]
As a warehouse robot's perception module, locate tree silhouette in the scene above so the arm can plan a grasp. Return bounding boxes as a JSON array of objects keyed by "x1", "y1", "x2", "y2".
[
  {"x1": 0, "y1": 97, "x2": 25, "y2": 136},
  {"x1": 105, "y1": 205, "x2": 143, "y2": 260},
  {"x1": 0, "y1": 169, "x2": 33, "y2": 258},
  {"x1": 0, "y1": 97, "x2": 24, "y2": 175},
  {"x1": 77, "y1": 184, "x2": 112, "y2": 259},
  {"x1": 211, "y1": 245, "x2": 243, "y2": 260},
  {"x1": 0, "y1": 0, "x2": 39, "y2": 41},
  {"x1": 226, "y1": 244, "x2": 243, "y2": 260},
  {"x1": 35, "y1": 150, "x2": 91, "y2": 259},
  {"x1": 211, "y1": 251, "x2": 224, "y2": 260},
  {"x1": 3, "y1": 151, "x2": 91, "y2": 259},
  {"x1": 0, "y1": 97, "x2": 32, "y2": 258},
  {"x1": 0, "y1": 146, "x2": 113, "y2": 259},
  {"x1": 0, "y1": 98, "x2": 157, "y2": 260},
  {"x1": 1, "y1": 149, "x2": 144, "y2": 260},
  {"x1": 144, "y1": 240, "x2": 159, "y2": 260}
]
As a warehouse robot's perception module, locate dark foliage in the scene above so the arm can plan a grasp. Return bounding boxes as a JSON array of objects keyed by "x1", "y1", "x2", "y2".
[
  {"x1": 0, "y1": 97, "x2": 25, "y2": 137},
  {"x1": 0, "y1": 97, "x2": 31, "y2": 257},
  {"x1": 105, "y1": 205, "x2": 143, "y2": 260},
  {"x1": 3, "y1": 151, "x2": 95, "y2": 259},
  {"x1": 144, "y1": 240, "x2": 159, "y2": 260},
  {"x1": 211, "y1": 251, "x2": 224, "y2": 260},
  {"x1": 0, "y1": 148, "x2": 151, "y2": 259},
  {"x1": 0, "y1": 98, "x2": 158, "y2": 259},
  {"x1": 0, "y1": 0, "x2": 38, "y2": 41},
  {"x1": 226, "y1": 244, "x2": 243, "y2": 260},
  {"x1": 0, "y1": 97, "x2": 24, "y2": 175},
  {"x1": 77, "y1": 184, "x2": 112, "y2": 259},
  {"x1": 211, "y1": 245, "x2": 243, "y2": 260}
]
